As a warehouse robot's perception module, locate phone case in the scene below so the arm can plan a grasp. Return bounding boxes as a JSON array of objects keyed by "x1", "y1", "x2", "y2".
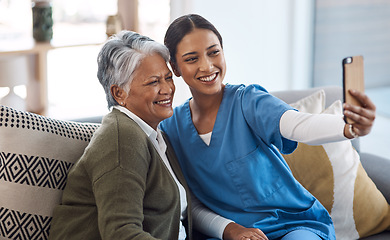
[{"x1": 342, "y1": 55, "x2": 365, "y2": 124}]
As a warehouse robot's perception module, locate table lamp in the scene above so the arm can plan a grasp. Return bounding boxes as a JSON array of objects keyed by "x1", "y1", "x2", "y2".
[{"x1": 0, "y1": 56, "x2": 29, "y2": 111}]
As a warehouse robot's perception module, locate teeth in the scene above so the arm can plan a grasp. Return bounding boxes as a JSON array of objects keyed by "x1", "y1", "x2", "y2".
[
  {"x1": 199, "y1": 73, "x2": 217, "y2": 82},
  {"x1": 156, "y1": 99, "x2": 171, "y2": 104}
]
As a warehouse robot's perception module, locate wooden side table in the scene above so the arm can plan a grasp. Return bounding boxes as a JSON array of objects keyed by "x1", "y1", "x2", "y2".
[{"x1": 0, "y1": 39, "x2": 103, "y2": 115}]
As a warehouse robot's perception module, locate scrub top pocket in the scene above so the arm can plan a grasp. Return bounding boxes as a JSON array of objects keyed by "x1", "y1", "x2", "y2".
[{"x1": 225, "y1": 145, "x2": 285, "y2": 209}]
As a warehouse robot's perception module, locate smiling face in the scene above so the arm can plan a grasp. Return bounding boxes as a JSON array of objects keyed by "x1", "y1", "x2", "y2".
[
  {"x1": 173, "y1": 28, "x2": 226, "y2": 96},
  {"x1": 117, "y1": 54, "x2": 175, "y2": 129}
]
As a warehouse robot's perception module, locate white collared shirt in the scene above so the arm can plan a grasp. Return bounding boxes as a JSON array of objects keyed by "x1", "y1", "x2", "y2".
[{"x1": 113, "y1": 106, "x2": 188, "y2": 240}]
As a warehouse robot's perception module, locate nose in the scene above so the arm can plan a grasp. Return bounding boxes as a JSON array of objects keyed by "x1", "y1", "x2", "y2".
[
  {"x1": 199, "y1": 56, "x2": 213, "y2": 72},
  {"x1": 160, "y1": 79, "x2": 174, "y2": 95}
]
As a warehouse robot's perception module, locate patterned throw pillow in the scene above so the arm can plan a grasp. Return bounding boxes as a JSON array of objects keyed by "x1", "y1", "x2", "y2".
[
  {"x1": 282, "y1": 93, "x2": 390, "y2": 239},
  {"x1": 0, "y1": 105, "x2": 100, "y2": 240}
]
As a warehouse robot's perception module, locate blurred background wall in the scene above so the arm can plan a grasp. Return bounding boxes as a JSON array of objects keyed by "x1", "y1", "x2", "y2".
[{"x1": 1, "y1": 0, "x2": 389, "y2": 156}]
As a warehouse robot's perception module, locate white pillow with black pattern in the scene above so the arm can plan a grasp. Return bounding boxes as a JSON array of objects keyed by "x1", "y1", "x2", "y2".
[{"x1": 0, "y1": 105, "x2": 100, "y2": 240}]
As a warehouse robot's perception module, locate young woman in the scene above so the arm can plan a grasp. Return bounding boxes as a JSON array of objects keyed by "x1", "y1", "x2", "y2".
[{"x1": 161, "y1": 14, "x2": 376, "y2": 240}]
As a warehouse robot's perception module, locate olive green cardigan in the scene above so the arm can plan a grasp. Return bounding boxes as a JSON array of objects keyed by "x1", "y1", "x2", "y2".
[{"x1": 49, "y1": 109, "x2": 192, "y2": 240}]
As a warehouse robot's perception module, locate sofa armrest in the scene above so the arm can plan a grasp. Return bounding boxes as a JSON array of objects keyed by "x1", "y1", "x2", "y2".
[{"x1": 360, "y1": 152, "x2": 390, "y2": 203}]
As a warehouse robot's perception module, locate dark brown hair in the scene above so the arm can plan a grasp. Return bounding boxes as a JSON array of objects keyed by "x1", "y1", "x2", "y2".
[{"x1": 164, "y1": 14, "x2": 223, "y2": 65}]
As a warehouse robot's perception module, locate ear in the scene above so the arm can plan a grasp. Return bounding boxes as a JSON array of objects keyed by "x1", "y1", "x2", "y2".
[
  {"x1": 169, "y1": 60, "x2": 181, "y2": 77},
  {"x1": 110, "y1": 84, "x2": 127, "y2": 105}
]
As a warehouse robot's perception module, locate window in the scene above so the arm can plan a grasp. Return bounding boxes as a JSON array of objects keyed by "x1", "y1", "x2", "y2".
[
  {"x1": 47, "y1": 0, "x2": 173, "y2": 120},
  {"x1": 313, "y1": 1, "x2": 390, "y2": 89}
]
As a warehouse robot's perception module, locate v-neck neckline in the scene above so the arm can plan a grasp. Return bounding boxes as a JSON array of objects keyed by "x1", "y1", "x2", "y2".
[{"x1": 185, "y1": 86, "x2": 229, "y2": 147}]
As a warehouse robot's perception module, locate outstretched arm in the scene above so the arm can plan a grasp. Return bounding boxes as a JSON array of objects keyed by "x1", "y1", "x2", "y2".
[{"x1": 280, "y1": 90, "x2": 376, "y2": 144}]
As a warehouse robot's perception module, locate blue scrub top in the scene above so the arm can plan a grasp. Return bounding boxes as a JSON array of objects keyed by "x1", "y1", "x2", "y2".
[{"x1": 161, "y1": 84, "x2": 335, "y2": 240}]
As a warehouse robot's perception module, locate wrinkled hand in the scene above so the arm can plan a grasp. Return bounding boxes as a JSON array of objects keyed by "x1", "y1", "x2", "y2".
[
  {"x1": 343, "y1": 89, "x2": 376, "y2": 137},
  {"x1": 223, "y1": 222, "x2": 268, "y2": 240}
]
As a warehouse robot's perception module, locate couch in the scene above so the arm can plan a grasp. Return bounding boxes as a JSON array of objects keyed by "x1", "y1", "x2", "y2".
[{"x1": 0, "y1": 86, "x2": 389, "y2": 240}]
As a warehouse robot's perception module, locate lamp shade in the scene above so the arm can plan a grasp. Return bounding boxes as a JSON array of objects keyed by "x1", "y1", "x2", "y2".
[{"x1": 0, "y1": 55, "x2": 29, "y2": 87}]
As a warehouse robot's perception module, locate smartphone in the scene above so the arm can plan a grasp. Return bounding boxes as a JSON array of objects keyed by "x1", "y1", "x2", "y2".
[{"x1": 342, "y1": 55, "x2": 365, "y2": 124}]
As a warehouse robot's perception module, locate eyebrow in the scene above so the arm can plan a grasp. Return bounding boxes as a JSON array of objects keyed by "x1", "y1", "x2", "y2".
[
  {"x1": 181, "y1": 44, "x2": 219, "y2": 58},
  {"x1": 147, "y1": 71, "x2": 172, "y2": 80}
]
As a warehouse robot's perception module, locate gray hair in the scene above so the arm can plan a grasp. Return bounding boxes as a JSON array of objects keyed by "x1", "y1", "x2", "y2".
[{"x1": 97, "y1": 30, "x2": 170, "y2": 108}]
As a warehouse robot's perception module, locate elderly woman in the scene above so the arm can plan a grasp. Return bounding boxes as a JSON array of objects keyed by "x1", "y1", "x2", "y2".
[{"x1": 49, "y1": 31, "x2": 193, "y2": 240}]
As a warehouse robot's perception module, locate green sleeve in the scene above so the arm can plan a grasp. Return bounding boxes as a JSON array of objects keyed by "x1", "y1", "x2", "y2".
[{"x1": 93, "y1": 167, "x2": 159, "y2": 240}]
